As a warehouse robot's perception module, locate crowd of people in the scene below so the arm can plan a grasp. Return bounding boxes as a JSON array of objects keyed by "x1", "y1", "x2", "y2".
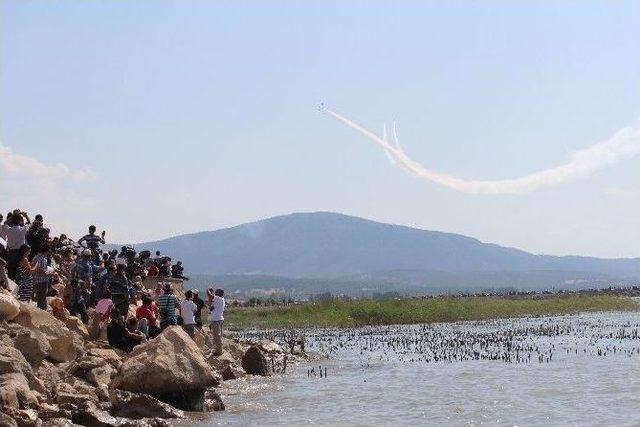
[{"x1": 0, "y1": 208, "x2": 225, "y2": 355}]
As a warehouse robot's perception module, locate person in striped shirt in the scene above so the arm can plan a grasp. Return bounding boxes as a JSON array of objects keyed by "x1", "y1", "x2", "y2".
[
  {"x1": 78, "y1": 225, "x2": 106, "y2": 250},
  {"x1": 157, "y1": 283, "x2": 180, "y2": 329}
]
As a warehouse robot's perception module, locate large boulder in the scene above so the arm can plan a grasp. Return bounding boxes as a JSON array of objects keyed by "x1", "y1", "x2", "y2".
[
  {"x1": 0, "y1": 373, "x2": 39, "y2": 409},
  {"x1": 241, "y1": 345, "x2": 271, "y2": 376},
  {"x1": 221, "y1": 337, "x2": 248, "y2": 360},
  {"x1": 0, "y1": 411, "x2": 18, "y2": 427},
  {"x1": 35, "y1": 360, "x2": 61, "y2": 396},
  {"x1": 111, "y1": 326, "x2": 219, "y2": 411},
  {"x1": 0, "y1": 289, "x2": 20, "y2": 321},
  {"x1": 64, "y1": 316, "x2": 90, "y2": 340},
  {"x1": 0, "y1": 336, "x2": 34, "y2": 383},
  {"x1": 71, "y1": 402, "x2": 118, "y2": 427},
  {"x1": 86, "y1": 364, "x2": 116, "y2": 388},
  {"x1": 55, "y1": 378, "x2": 99, "y2": 406},
  {"x1": 86, "y1": 347, "x2": 123, "y2": 370},
  {"x1": 257, "y1": 340, "x2": 284, "y2": 354},
  {"x1": 13, "y1": 302, "x2": 84, "y2": 362},
  {"x1": 109, "y1": 390, "x2": 184, "y2": 419},
  {"x1": 13, "y1": 328, "x2": 52, "y2": 367}
]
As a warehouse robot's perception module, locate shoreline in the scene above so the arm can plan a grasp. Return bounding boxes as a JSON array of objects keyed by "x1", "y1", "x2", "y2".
[{"x1": 225, "y1": 289, "x2": 640, "y2": 329}]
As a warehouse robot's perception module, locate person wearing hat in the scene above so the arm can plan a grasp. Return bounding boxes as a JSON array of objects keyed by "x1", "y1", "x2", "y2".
[{"x1": 73, "y1": 248, "x2": 102, "y2": 306}]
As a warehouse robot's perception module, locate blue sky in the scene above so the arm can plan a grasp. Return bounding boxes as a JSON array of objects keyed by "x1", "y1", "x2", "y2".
[{"x1": 1, "y1": 0, "x2": 639, "y2": 257}]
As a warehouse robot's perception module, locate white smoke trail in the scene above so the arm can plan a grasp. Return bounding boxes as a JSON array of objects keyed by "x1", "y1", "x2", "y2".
[{"x1": 323, "y1": 107, "x2": 640, "y2": 195}]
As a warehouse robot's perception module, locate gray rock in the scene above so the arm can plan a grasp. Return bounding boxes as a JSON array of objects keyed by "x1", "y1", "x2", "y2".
[
  {"x1": 13, "y1": 328, "x2": 51, "y2": 367},
  {"x1": 109, "y1": 390, "x2": 184, "y2": 419},
  {"x1": 241, "y1": 346, "x2": 271, "y2": 376},
  {"x1": 71, "y1": 402, "x2": 118, "y2": 427},
  {"x1": 0, "y1": 336, "x2": 34, "y2": 383}
]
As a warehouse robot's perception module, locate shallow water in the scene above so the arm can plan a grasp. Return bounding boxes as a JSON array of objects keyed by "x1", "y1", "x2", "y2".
[{"x1": 199, "y1": 311, "x2": 640, "y2": 426}]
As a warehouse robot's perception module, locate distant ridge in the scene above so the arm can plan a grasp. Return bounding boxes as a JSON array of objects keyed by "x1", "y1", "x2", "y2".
[{"x1": 117, "y1": 212, "x2": 639, "y2": 291}]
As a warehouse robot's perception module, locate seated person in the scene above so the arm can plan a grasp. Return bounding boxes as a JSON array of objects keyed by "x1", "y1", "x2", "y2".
[
  {"x1": 126, "y1": 317, "x2": 147, "y2": 344},
  {"x1": 107, "y1": 308, "x2": 145, "y2": 353}
]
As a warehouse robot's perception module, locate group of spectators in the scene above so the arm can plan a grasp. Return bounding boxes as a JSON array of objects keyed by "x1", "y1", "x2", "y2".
[{"x1": 0, "y1": 208, "x2": 225, "y2": 355}]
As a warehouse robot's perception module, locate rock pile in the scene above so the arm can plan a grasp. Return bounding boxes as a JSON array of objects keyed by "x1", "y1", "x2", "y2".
[{"x1": 0, "y1": 280, "x2": 293, "y2": 426}]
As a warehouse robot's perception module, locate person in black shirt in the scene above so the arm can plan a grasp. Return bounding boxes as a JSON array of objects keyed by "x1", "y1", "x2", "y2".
[
  {"x1": 192, "y1": 289, "x2": 204, "y2": 324},
  {"x1": 109, "y1": 264, "x2": 130, "y2": 315},
  {"x1": 107, "y1": 308, "x2": 144, "y2": 353}
]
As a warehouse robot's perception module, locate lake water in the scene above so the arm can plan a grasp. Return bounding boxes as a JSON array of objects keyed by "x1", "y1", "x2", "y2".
[{"x1": 196, "y1": 311, "x2": 640, "y2": 426}]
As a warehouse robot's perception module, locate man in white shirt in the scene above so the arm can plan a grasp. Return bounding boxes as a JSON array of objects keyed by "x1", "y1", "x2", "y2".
[
  {"x1": 209, "y1": 288, "x2": 226, "y2": 356},
  {"x1": 180, "y1": 290, "x2": 197, "y2": 338},
  {"x1": 2, "y1": 210, "x2": 31, "y2": 281}
]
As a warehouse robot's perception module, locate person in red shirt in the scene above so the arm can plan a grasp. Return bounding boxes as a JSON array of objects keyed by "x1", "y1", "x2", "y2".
[
  {"x1": 147, "y1": 264, "x2": 159, "y2": 277},
  {"x1": 136, "y1": 295, "x2": 161, "y2": 338}
]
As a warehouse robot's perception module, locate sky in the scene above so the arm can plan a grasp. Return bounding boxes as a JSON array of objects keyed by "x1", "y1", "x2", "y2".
[{"x1": 1, "y1": 0, "x2": 639, "y2": 258}]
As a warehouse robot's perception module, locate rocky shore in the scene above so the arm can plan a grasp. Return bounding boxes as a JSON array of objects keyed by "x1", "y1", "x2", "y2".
[{"x1": 0, "y1": 280, "x2": 294, "y2": 427}]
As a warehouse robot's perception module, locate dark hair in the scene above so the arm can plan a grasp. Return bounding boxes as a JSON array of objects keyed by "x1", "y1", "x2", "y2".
[
  {"x1": 142, "y1": 295, "x2": 152, "y2": 305},
  {"x1": 38, "y1": 241, "x2": 50, "y2": 254},
  {"x1": 185, "y1": 290, "x2": 193, "y2": 299},
  {"x1": 110, "y1": 307, "x2": 120, "y2": 319},
  {"x1": 127, "y1": 317, "x2": 138, "y2": 328},
  {"x1": 214, "y1": 288, "x2": 224, "y2": 297},
  {"x1": 103, "y1": 290, "x2": 111, "y2": 299},
  {"x1": 18, "y1": 244, "x2": 31, "y2": 260},
  {"x1": 164, "y1": 283, "x2": 173, "y2": 294},
  {"x1": 35, "y1": 214, "x2": 43, "y2": 222}
]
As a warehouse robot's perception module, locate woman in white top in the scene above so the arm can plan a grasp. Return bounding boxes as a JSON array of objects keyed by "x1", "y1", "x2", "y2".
[{"x1": 208, "y1": 288, "x2": 225, "y2": 356}]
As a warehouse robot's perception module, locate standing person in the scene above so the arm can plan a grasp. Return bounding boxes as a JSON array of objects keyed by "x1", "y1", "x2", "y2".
[
  {"x1": 157, "y1": 283, "x2": 179, "y2": 329},
  {"x1": 180, "y1": 290, "x2": 197, "y2": 338},
  {"x1": 209, "y1": 288, "x2": 226, "y2": 356},
  {"x1": 65, "y1": 279, "x2": 89, "y2": 324},
  {"x1": 78, "y1": 225, "x2": 106, "y2": 250},
  {"x1": 192, "y1": 289, "x2": 205, "y2": 324},
  {"x1": 2, "y1": 210, "x2": 31, "y2": 281},
  {"x1": 74, "y1": 249, "x2": 100, "y2": 303},
  {"x1": 16, "y1": 244, "x2": 35, "y2": 302},
  {"x1": 109, "y1": 264, "x2": 130, "y2": 316},
  {"x1": 95, "y1": 265, "x2": 116, "y2": 302},
  {"x1": 31, "y1": 242, "x2": 53, "y2": 310}
]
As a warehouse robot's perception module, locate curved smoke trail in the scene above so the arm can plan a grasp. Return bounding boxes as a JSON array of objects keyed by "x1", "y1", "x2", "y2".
[{"x1": 323, "y1": 107, "x2": 640, "y2": 195}]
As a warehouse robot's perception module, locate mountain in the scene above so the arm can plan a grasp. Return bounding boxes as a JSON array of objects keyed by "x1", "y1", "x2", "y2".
[{"x1": 119, "y1": 212, "x2": 639, "y2": 293}]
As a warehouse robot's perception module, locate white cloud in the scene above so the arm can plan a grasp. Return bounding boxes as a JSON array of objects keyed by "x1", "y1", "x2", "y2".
[
  {"x1": 0, "y1": 142, "x2": 98, "y2": 238},
  {"x1": 0, "y1": 143, "x2": 96, "y2": 182},
  {"x1": 325, "y1": 108, "x2": 640, "y2": 195}
]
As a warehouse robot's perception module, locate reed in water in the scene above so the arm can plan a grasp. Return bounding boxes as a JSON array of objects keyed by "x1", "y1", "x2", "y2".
[{"x1": 226, "y1": 294, "x2": 638, "y2": 328}]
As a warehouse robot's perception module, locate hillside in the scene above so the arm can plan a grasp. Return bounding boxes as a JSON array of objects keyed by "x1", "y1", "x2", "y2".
[{"x1": 120, "y1": 212, "x2": 639, "y2": 292}]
